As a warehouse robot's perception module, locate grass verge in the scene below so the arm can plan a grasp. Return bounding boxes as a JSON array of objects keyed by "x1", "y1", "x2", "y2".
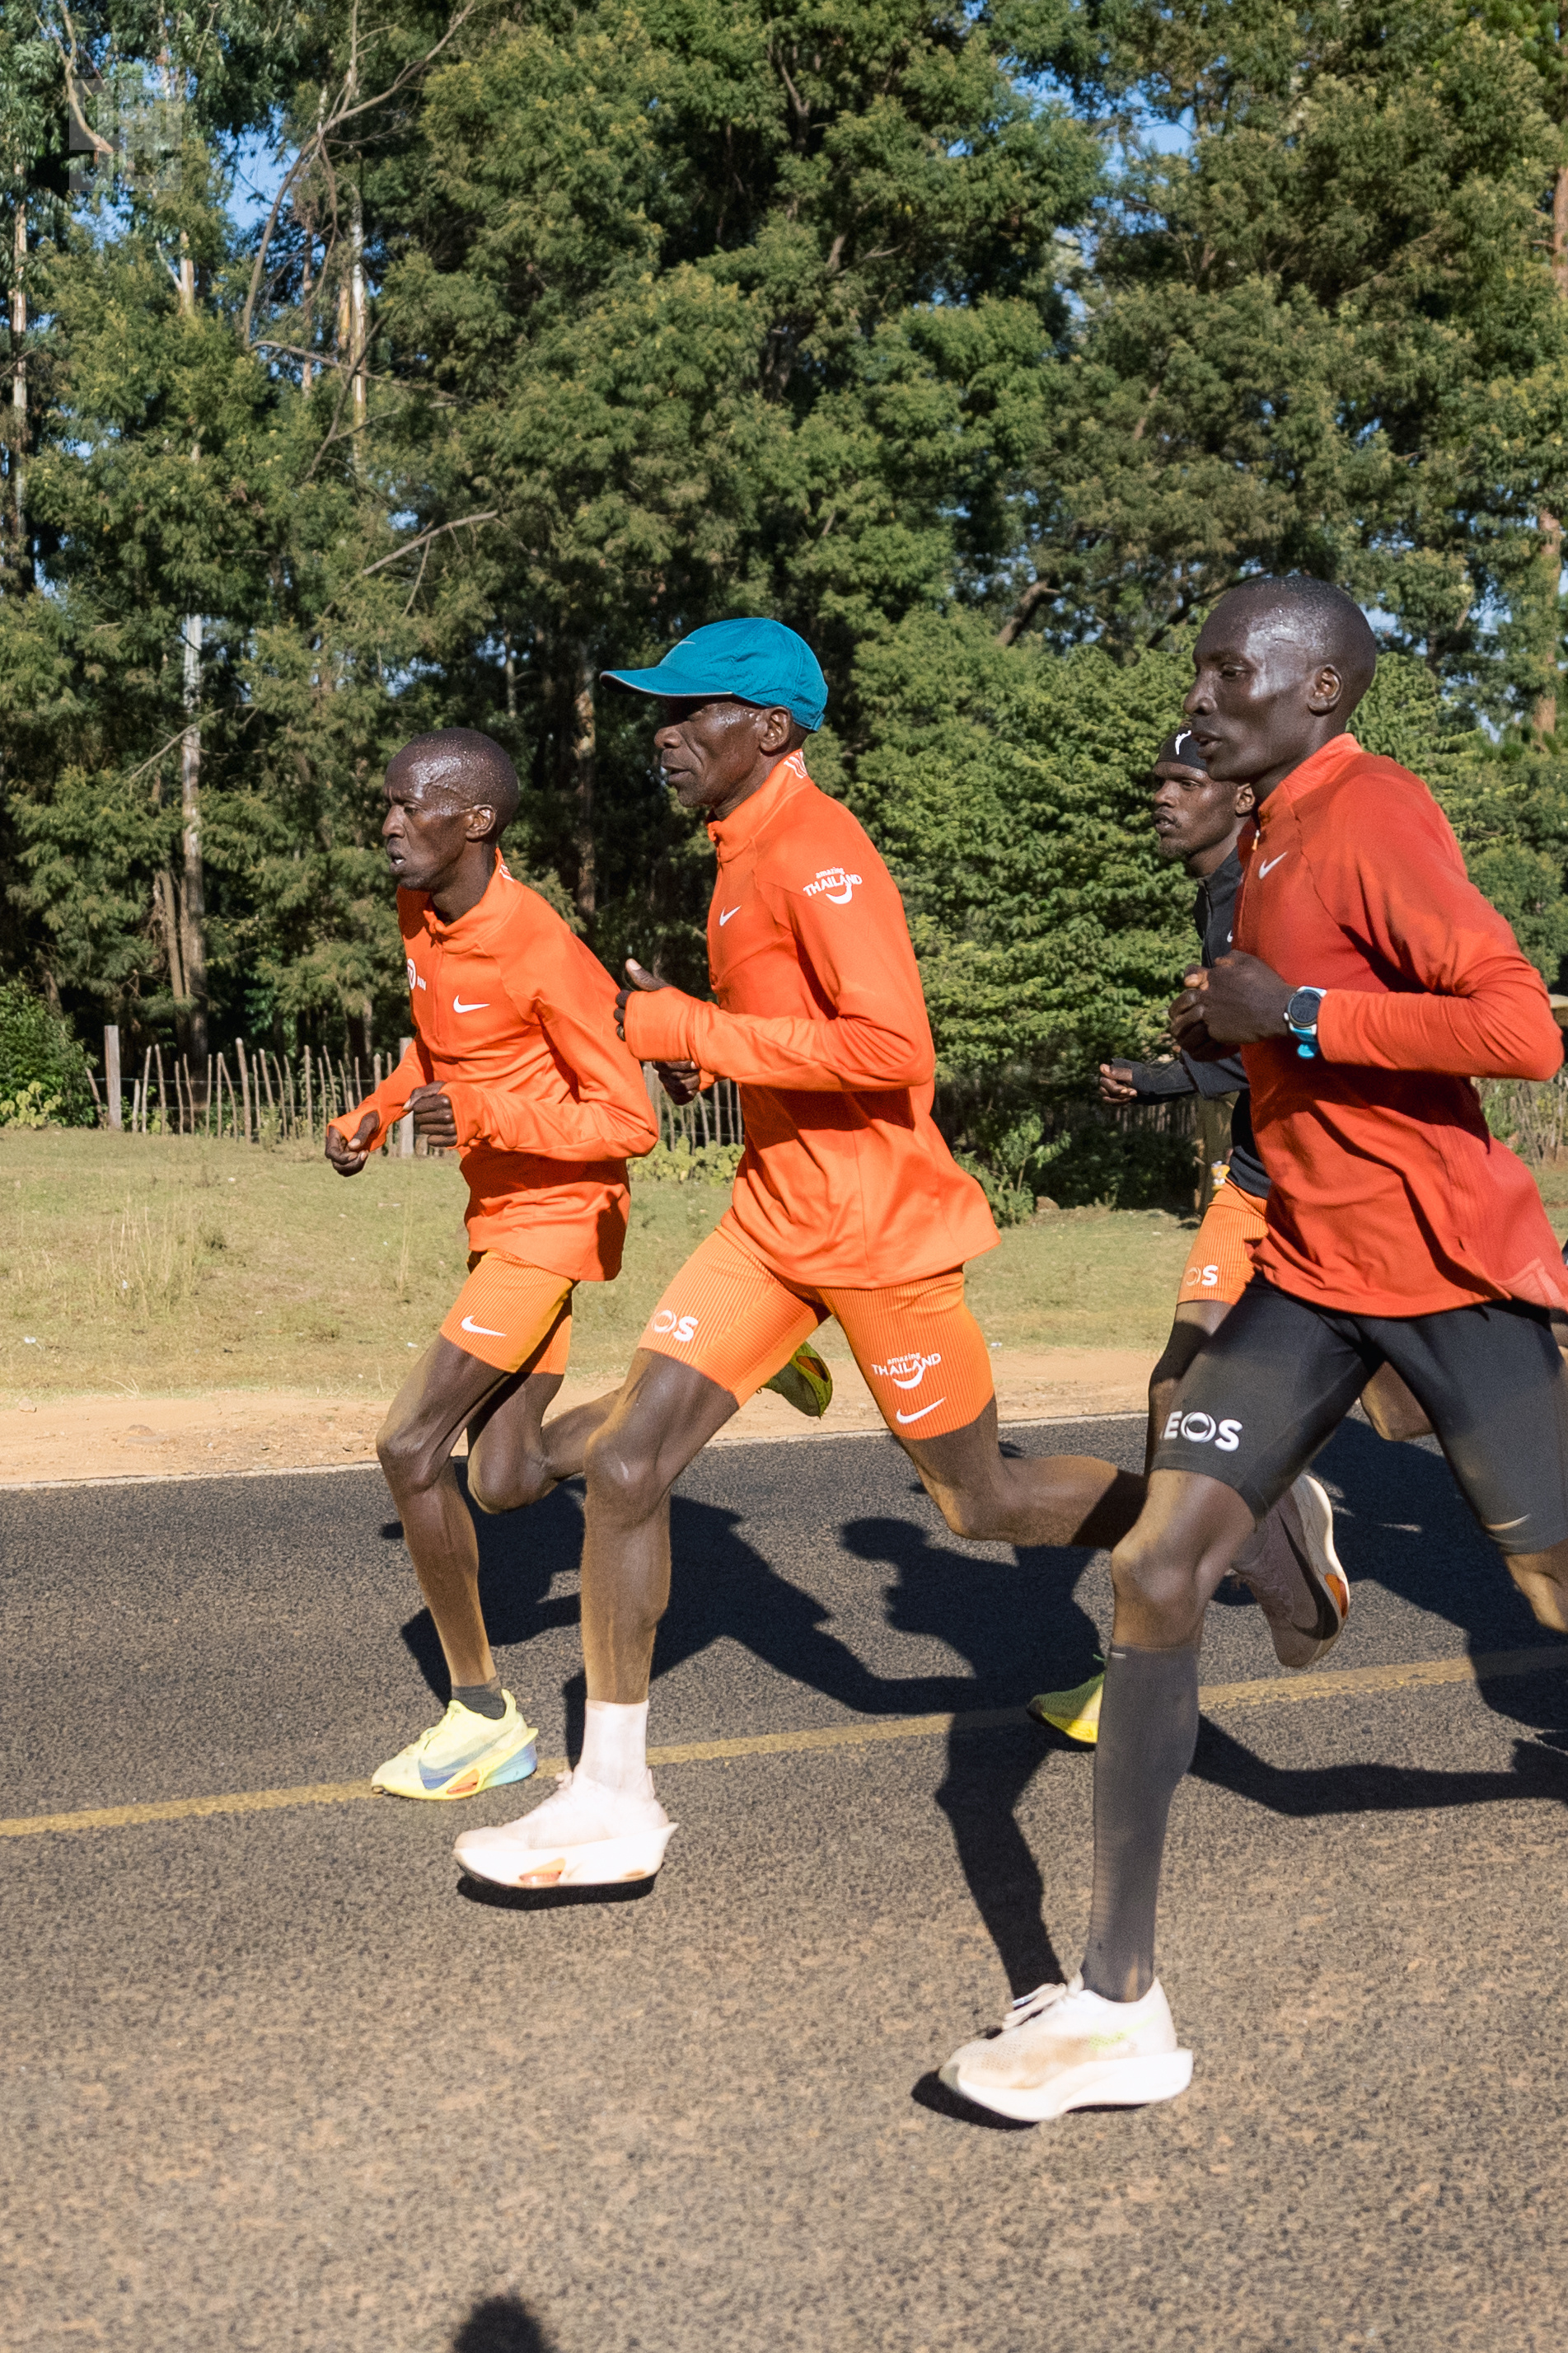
[{"x1": 5, "y1": 1127, "x2": 1564, "y2": 1404}]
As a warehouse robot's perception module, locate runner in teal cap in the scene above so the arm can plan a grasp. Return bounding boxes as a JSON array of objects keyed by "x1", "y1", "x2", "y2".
[{"x1": 601, "y1": 617, "x2": 828, "y2": 732}]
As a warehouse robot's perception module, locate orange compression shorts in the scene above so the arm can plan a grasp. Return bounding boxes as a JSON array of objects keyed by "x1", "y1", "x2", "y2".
[
  {"x1": 1177, "y1": 1176, "x2": 1270, "y2": 1310},
  {"x1": 438, "y1": 1252, "x2": 574, "y2": 1376},
  {"x1": 635, "y1": 1218, "x2": 995, "y2": 1441}
]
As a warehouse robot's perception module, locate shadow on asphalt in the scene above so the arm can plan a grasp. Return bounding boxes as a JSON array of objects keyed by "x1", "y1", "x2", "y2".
[
  {"x1": 454, "y1": 1873, "x2": 659, "y2": 1913},
  {"x1": 452, "y1": 2293, "x2": 556, "y2": 2352},
  {"x1": 391, "y1": 1417, "x2": 1568, "y2": 2000},
  {"x1": 909, "y1": 2069, "x2": 1035, "y2": 2131}
]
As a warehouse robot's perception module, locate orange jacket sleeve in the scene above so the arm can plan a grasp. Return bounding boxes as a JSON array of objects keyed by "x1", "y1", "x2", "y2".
[
  {"x1": 1310, "y1": 797, "x2": 1564, "y2": 1081},
  {"x1": 333, "y1": 1035, "x2": 430, "y2": 1152},
  {"x1": 442, "y1": 935, "x2": 658, "y2": 1163},
  {"x1": 622, "y1": 867, "x2": 935, "y2": 1091}
]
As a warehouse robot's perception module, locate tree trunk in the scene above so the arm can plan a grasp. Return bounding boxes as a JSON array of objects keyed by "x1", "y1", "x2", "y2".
[
  {"x1": 349, "y1": 181, "x2": 367, "y2": 438},
  {"x1": 1536, "y1": 162, "x2": 1568, "y2": 738},
  {"x1": 573, "y1": 644, "x2": 597, "y2": 923},
  {"x1": 8, "y1": 182, "x2": 28, "y2": 588},
  {"x1": 180, "y1": 612, "x2": 209, "y2": 1068},
  {"x1": 154, "y1": 868, "x2": 185, "y2": 1002}
]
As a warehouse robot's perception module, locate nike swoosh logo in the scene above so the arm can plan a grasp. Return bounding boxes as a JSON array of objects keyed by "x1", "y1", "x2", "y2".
[
  {"x1": 1173, "y1": 729, "x2": 1191, "y2": 757},
  {"x1": 895, "y1": 1399, "x2": 947, "y2": 1424},
  {"x1": 718, "y1": 907, "x2": 738, "y2": 926},
  {"x1": 419, "y1": 1732, "x2": 503, "y2": 1790},
  {"x1": 1257, "y1": 853, "x2": 1289, "y2": 877},
  {"x1": 452, "y1": 997, "x2": 489, "y2": 1012},
  {"x1": 461, "y1": 1315, "x2": 506, "y2": 1336}
]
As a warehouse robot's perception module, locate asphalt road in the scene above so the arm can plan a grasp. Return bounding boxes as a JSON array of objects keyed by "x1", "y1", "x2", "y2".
[{"x1": 3, "y1": 1415, "x2": 1568, "y2": 2353}]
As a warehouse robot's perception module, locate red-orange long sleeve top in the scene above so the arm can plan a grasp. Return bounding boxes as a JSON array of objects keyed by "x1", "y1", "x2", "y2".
[
  {"x1": 338, "y1": 856, "x2": 658, "y2": 1282},
  {"x1": 620, "y1": 751, "x2": 997, "y2": 1287},
  {"x1": 1233, "y1": 734, "x2": 1567, "y2": 1317}
]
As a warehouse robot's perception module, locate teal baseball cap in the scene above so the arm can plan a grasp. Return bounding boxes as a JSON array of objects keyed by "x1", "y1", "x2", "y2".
[{"x1": 601, "y1": 618, "x2": 827, "y2": 732}]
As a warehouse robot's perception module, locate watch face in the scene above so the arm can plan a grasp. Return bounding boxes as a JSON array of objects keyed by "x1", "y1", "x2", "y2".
[{"x1": 1287, "y1": 987, "x2": 1321, "y2": 1028}]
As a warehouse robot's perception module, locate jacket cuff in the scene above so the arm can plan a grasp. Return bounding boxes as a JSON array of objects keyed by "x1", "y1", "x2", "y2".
[
  {"x1": 622, "y1": 988, "x2": 699, "y2": 1064},
  {"x1": 440, "y1": 1080, "x2": 484, "y2": 1148}
]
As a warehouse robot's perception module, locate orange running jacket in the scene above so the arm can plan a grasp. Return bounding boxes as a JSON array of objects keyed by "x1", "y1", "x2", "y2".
[
  {"x1": 1233, "y1": 734, "x2": 1568, "y2": 1317},
  {"x1": 620, "y1": 751, "x2": 997, "y2": 1287},
  {"x1": 339, "y1": 856, "x2": 658, "y2": 1281}
]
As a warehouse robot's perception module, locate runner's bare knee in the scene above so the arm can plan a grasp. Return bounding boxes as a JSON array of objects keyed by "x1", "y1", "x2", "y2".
[
  {"x1": 583, "y1": 1423, "x2": 671, "y2": 1525},
  {"x1": 466, "y1": 1444, "x2": 551, "y2": 1516}
]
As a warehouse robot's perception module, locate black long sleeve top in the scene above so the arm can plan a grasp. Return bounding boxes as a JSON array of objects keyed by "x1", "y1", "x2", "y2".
[{"x1": 1116, "y1": 848, "x2": 1270, "y2": 1199}]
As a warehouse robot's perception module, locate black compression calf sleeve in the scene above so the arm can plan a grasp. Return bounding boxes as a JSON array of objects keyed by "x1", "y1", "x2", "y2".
[{"x1": 1082, "y1": 1643, "x2": 1201, "y2": 2004}]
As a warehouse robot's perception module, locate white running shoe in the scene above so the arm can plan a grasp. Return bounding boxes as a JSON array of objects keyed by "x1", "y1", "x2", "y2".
[
  {"x1": 1231, "y1": 1471, "x2": 1350, "y2": 1671},
  {"x1": 372, "y1": 1691, "x2": 538, "y2": 1801},
  {"x1": 939, "y1": 1974, "x2": 1192, "y2": 2122},
  {"x1": 452, "y1": 1767, "x2": 676, "y2": 1890}
]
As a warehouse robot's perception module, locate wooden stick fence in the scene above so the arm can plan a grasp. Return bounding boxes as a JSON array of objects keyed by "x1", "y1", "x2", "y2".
[
  {"x1": 91, "y1": 1043, "x2": 751, "y2": 1161},
  {"x1": 642, "y1": 1066, "x2": 745, "y2": 1154},
  {"x1": 91, "y1": 1040, "x2": 411, "y2": 1152}
]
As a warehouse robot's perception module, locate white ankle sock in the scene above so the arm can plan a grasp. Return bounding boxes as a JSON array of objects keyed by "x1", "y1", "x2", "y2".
[{"x1": 578, "y1": 1699, "x2": 649, "y2": 1793}]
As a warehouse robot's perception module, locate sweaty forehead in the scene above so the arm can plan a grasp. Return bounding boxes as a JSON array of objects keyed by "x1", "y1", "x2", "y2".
[
  {"x1": 386, "y1": 748, "x2": 480, "y2": 803},
  {"x1": 1196, "y1": 598, "x2": 1325, "y2": 668}
]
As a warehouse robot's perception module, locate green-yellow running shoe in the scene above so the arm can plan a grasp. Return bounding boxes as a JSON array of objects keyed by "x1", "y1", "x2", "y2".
[
  {"x1": 1027, "y1": 1671, "x2": 1103, "y2": 1746},
  {"x1": 761, "y1": 1340, "x2": 834, "y2": 1420},
  {"x1": 372, "y1": 1691, "x2": 539, "y2": 1801}
]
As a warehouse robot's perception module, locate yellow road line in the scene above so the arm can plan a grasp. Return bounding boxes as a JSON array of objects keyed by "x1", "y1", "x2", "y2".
[{"x1": 3, "y1": 1646, "x2": 1564, "y2": 1840}]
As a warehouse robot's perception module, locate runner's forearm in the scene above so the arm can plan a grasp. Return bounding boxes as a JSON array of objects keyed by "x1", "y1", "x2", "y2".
[
  {"x1": 441, "y1": 1079, "x2": 658, "y2": 1163},
  {"x1": 1316, "y1": 970, "x2": 1563, "y2": 1080},
  {"x1": 621, "y1": 987, "x2": 931, "y2": 1092},
  {"x1": 335, "y1": 1038, "x2": 429, "y2": 1148}
]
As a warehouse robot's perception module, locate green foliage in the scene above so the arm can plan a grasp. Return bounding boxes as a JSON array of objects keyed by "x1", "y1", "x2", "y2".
[
  {"x1": 854, "y1": 611, "x2": 1196, "y2": 1088},
  {"x1": 0, "y1": 980, "x2": 94, "y2": 1124},
  {"x1": 5, "y1": 0, "x2": 1568, "y2": 1197}
]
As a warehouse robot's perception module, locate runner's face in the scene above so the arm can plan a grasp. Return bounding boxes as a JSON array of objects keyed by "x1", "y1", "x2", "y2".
[
  {"x1": 653, "y1": 698, "x2": 790, "y2": 811},
  {"x1": 381, "y1": 764, "x2": 493, "y2": 892},
  {"x1": 1150, "y1": 764, "x2": 1251, "y2": 864},
  {"x1": 1183, "y1": 602, "x2": 1343, "y2": 792}
]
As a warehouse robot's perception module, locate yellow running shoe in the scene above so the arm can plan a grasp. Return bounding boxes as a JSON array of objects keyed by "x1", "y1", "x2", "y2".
[
  {"x1": 761, "y1": 1340, "x2": 834, "y2": 1420},
  {"x1": 372, "y1": 1692, "x2": 539, "y2": 1801},
  {"x1": 1027, "y1": 1671, "x2": 1103, "y2": 1746}
]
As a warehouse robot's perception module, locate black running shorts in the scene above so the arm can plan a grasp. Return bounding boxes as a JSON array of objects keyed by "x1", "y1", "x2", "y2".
[{"x1": 1151, "y1": 1280, "x2": 1568, "y2": 1555}]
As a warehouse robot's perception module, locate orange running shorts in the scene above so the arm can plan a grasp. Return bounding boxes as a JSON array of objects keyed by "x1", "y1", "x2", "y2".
[
  {"x1": 438, "y1": 1251, "x2": 574, "y2": 1376},
  {"x1": 636, "y1": 1217, "x2": 995, "y2": 1440},
  {"x1": 1177, "y1": 1176, "x2": 1270, "y2": 1310}
]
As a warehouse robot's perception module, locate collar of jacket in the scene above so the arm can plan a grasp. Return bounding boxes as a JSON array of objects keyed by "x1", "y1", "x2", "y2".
[
  {"x1": 706, "y1": 750, "x2": 813, "y2": 860},
  {"x1": 419, "y1": 851, "x2": 510, "y2": 940},
  {"x1": 1253, "y1": 731, "x2": 1362, "y2": 833}
]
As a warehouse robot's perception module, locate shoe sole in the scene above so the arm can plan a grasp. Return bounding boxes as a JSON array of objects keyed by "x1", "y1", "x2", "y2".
[
  {"x1": 1286, "y1": 1474, "x2": 1350, "y2": 1670},
  {"x1": 1027, "y1": 1684, "x2": 1102, "y2": 1745},
  {"x1": 456, "y1": 1822, "x2": 677, "y2": 1889},
  {"x1": 372, "y1": 1737, "x2": 538, "y2": 1802},
  {"x1": 938, "y1": 2046, "x2": 1193, "y2": 2122},
  {"x1": 1024, "y1": 1694, "x2": 1100, "y2": 1751}
]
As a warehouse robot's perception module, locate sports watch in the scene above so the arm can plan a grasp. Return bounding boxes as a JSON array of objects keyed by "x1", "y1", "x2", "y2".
[{"x1": 1285, "y1": 985, "x2": 1327, "y2": 1060}]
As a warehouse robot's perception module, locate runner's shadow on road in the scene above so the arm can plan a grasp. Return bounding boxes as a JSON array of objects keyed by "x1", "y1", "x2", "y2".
[
  {"x1": 1304, "y1": 1419, "x2": 1568, "y2": 1746},
  {"x1": 451, "y1": 2293, "x2": 557, "y2": 2352},
  {"x1": 835, "y1": 1511, "x2": 1107, "y2": 1999},
  {"x1": 398, "y1": 1472, "x2": 587, "y2": 1700},
  {"x1": 1192, "y1": 1721, "x2": 1568, "y2": 1814}
]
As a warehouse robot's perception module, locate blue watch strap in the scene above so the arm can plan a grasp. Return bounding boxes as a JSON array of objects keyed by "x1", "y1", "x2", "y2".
[{"x1": 1285, "y1": 986, "x2": 1325, "y2": 1060}]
